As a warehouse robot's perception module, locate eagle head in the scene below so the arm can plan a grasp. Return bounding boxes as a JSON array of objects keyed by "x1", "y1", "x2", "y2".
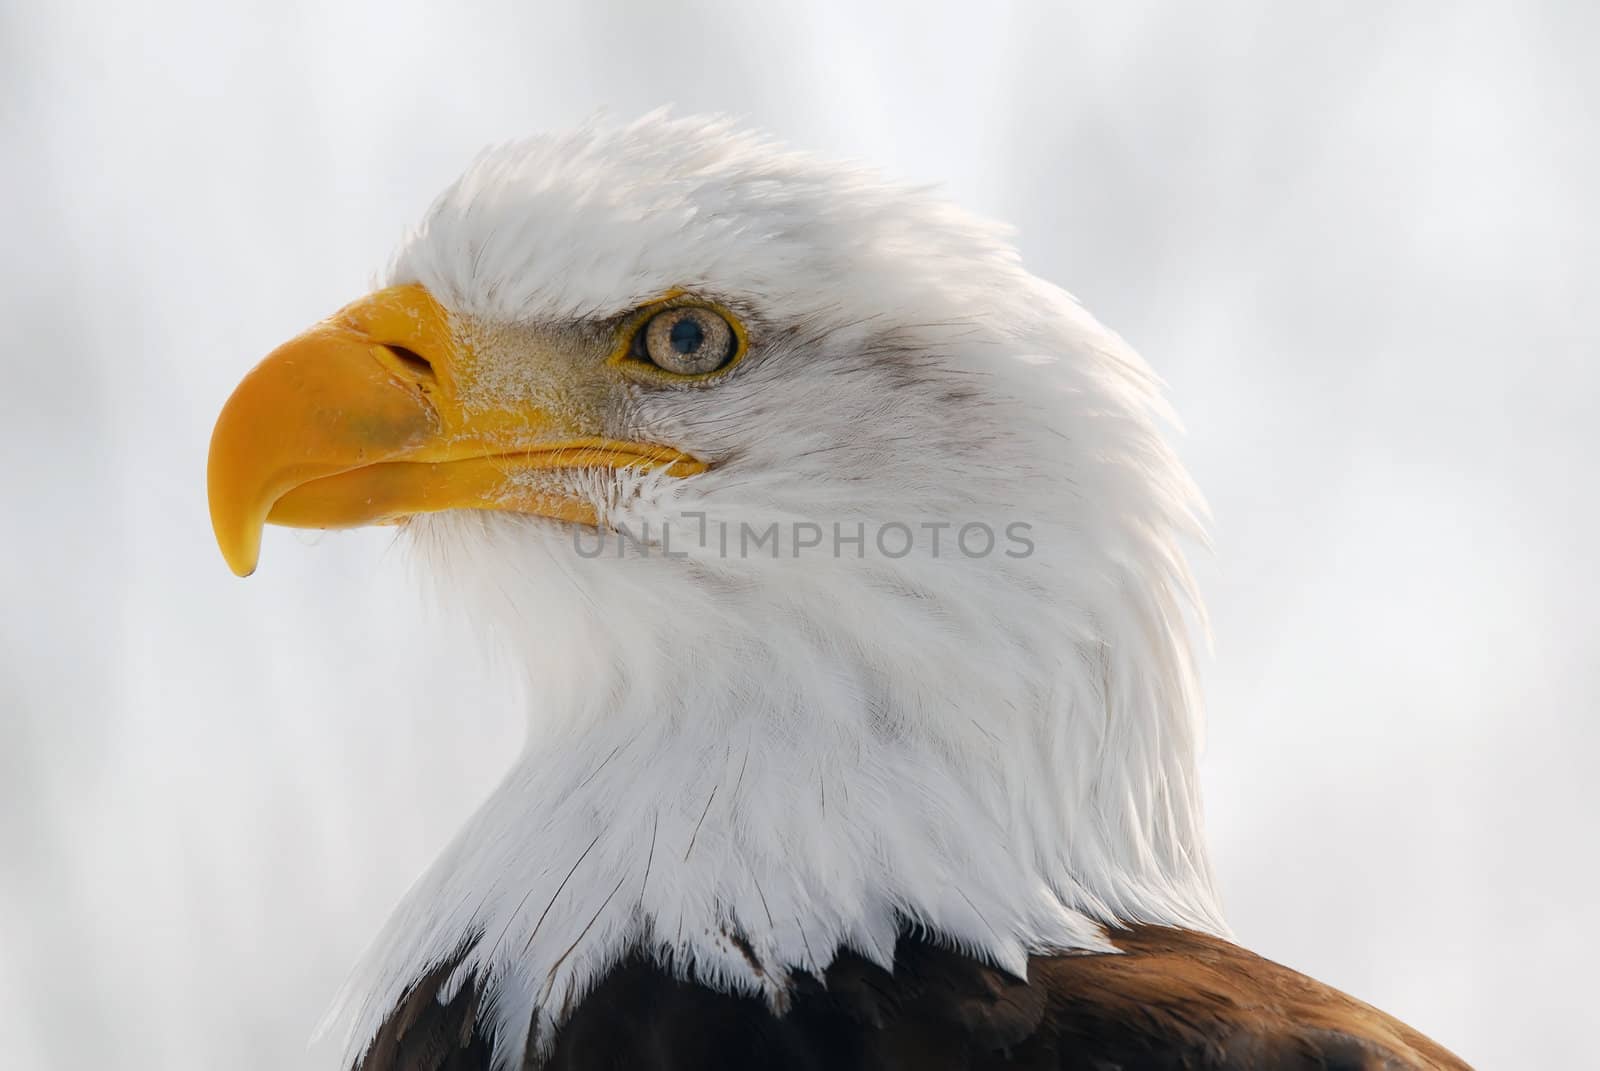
[{"x1": 208, "y1": 113, "x2": 1221, "y2": 1066}]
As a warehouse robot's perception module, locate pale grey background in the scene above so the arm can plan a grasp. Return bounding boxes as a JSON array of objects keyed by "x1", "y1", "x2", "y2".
[{"x1": 2, "y1": 1, "x2": 1594, "y2": 1067}]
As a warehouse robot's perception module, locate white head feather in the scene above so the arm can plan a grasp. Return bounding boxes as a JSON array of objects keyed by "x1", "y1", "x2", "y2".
[{"x1": 330, "y1": 113, "x2": 1223, "y2": 1069}]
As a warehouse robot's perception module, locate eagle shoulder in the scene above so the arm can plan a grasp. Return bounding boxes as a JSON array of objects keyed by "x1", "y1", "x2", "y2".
[{"x1": 354, "y1": 926, "x2": 1469, "y2": 1070}]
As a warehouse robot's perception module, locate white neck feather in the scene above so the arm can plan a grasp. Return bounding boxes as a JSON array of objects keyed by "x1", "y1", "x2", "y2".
[{"x1": 330, "y1": 471, "x2": 1225, "y2": 1069}]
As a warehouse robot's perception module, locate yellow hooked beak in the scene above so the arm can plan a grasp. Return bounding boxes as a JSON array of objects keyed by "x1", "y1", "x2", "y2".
[{"x1": 207, "y1": 285, "x2": 706, "y2": 576}]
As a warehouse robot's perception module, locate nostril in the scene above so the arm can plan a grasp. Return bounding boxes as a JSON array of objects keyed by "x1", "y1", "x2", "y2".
[{"x1": 382, "y1": 344, "x2": 435, "y2": 379}]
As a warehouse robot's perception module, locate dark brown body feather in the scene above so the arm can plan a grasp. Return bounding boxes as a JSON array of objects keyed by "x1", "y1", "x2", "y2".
[{"x1": 356, "y1": 925, "x2": 1469, "y2": 1071}]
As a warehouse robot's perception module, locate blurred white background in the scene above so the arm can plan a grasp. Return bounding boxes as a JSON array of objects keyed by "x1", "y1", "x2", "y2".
[{"x1": 2, "y1": 1, "x2": 1594, "y2": 1067}]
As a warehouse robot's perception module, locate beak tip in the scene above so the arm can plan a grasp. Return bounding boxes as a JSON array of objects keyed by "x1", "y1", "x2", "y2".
[
  {"x1": 209, "y1": 429, "x2": 266, "y2": 578},
  {"x1": 220, "y1": 546, "x2": 261, "y2": 578},
  {"x1": 212, "y1": 512, "x2": 264, "y2": 578}
]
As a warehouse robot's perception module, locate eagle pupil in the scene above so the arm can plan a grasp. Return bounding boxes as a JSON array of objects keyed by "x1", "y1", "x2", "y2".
[{"x1": 669, "y1": 316, "x2": 704, "y2": 354}]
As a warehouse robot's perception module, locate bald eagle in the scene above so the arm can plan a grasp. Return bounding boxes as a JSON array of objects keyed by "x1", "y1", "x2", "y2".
[{"x1": 208, "y1": 115, "x2": 1469, "y2": 1070}]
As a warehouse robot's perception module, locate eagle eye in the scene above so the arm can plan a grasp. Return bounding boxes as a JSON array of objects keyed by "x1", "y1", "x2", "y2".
[{"x1": 634, "y1": 306, "x2": 737, "y2": 375}]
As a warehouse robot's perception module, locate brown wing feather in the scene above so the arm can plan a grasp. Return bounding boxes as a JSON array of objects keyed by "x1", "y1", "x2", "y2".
[
  {"x1": 355, "y1": 925, "x2": 1470, "y2": 1070},
  {"x1": 1030, "y1": 926, "x2": 1469, "y2": 1070}
]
